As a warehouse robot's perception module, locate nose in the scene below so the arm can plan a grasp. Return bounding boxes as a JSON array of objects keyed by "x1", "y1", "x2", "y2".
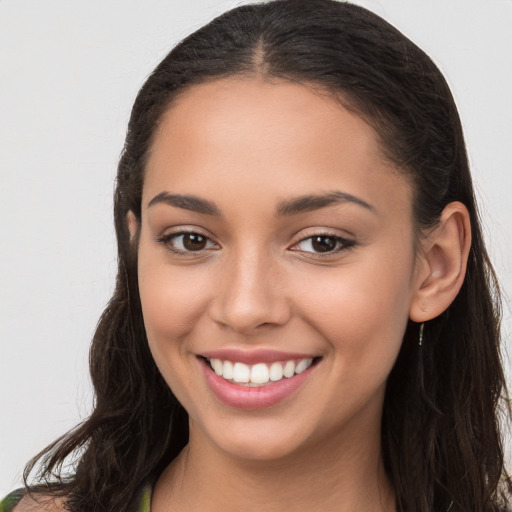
[{"x1": 209, "y1": 249, "x2": 291, "y2": 335}]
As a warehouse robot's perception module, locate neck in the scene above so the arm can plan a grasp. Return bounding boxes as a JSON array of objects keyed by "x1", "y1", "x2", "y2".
[{"x1": 153, "y1": 419, "x2": 395, "y2": 512}]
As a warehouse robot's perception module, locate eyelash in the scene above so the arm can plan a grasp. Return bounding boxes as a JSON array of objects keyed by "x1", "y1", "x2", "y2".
[
  {"x1": 156, "y1": 231, "x2": 219, "y2": 255},
  {"x1": 290, "y1": 232, "x2": 356, "y2": 256},
  {"x1": 156, "y1": 230, "x2": 356, "y2": 257}
]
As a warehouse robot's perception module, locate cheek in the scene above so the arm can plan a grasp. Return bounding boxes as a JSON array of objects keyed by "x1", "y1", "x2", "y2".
[
  {"x1": 137, "y1": 251, "x2": 213, "y2": 351},
  {"x1": 294, "y1": 249, "x2": 415, "y2": 375},
  {"x1": 136, "y1": 251, "x2": 215, "y2": 405}
]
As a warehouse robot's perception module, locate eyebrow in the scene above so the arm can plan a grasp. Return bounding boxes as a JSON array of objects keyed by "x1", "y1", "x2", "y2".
[
  {"x1": 276, "y1": 191, "x2": 376, "y2": 216},
  {"x1": 147, "y1": 191, "x2": 221, "y2": 215},
  {"x1": 147, "y1": 189, "x2": 375, "y2": 217}
]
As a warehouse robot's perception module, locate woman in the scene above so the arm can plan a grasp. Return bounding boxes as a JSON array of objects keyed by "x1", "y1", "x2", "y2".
[{"x1": 2, "y1": 0, "x2": 510, "y2": 510}]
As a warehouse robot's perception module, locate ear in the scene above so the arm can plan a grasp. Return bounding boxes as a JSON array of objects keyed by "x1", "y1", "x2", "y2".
[
  {"x1": 409, "y1": 201, "x2": 471, "y2": 322},
  {"x1": 126, "y1": 210, "x2": 139, "y2": 241}
]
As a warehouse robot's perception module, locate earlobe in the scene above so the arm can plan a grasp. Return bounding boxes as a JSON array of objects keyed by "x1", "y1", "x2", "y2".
[
  {"x1": 126, "y1": 210, "x2": 139, "y2": 241},
  {"x1": 409, "y1": 201, "x2": 471, "y2": 322}
]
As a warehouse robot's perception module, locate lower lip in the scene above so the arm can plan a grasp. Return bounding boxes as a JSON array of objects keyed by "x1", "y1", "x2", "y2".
[{"x1": 200, "y1": 358, "x2": 317, "y2": 410}]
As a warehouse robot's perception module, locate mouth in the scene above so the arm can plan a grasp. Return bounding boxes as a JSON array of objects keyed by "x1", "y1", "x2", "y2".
[
  {"x1": 201, "y1": 356, "x2": 320, "y2": 387},
  {"x1": 198, "y1": 352, "x2": 322, "y2": 409}
]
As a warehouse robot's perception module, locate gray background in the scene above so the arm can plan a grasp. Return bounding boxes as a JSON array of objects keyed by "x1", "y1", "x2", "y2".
[{"x1": 1, "y1": 0, "x2": 511, "y2": 496}]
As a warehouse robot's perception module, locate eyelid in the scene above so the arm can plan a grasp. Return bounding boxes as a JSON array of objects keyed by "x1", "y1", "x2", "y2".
[
  {"x1": 155, "y1": 226, "x2": 356, "y2": 257},
  {"x1": 156, "y1": 228, "x2": 220, "y2": 255},
  {"x1": 289, "y1": 230, "x2": 357, "y2": 255}
]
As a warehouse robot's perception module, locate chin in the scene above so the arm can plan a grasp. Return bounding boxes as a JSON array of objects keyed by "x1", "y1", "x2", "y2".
[
  {"x1": 192, "y1": 414, "x2": 317, "y2": 463},
  {"x1": 215, "y1": 434, "x2": 307, "y2": 463}
]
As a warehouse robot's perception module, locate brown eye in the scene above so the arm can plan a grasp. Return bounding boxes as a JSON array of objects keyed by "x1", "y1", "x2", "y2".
[
  {"x1": 291, "y1": 233, "x2": 355, "y2": 255},
  {"x1": 157, "y1": 231, "x2": 218, "y2": 253},
  {"x1": 311, "y1": 236, "x2": 337, "y2": 253},
  {"x1": 182, "y1": 233, "x2": 207, "y2": 251}
]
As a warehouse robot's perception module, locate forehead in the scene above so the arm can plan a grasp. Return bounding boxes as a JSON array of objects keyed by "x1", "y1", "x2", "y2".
[
  {"x1": 143, "y1": 77, "x2": 411, "y2": 218},
  {"x1": 150, "y1": 76, "x2": 381, "y2": 167}
]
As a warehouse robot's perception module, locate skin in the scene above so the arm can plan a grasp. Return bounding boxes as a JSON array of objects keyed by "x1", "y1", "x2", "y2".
[
  {"x1": 15, "y1": 77, "x2": 470, "y2": 512},
  {"x1": 124, "y1": 77, "x2": 470, "y2": 512}
]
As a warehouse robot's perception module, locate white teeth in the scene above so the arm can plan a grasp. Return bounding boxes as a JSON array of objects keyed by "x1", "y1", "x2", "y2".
[
  {"x1": 295, "y1": 358, "x2": 313, "y2": 374},
  {"x1": 232, "y1": 362, "x2": 250, "y2": 383},
  {"x1": 211, "y1": 358, "x2": 223, "y2": 376},
  {"x1": 250, "y1": 363, "x2": 270, "y2": 384},
  {"x1": 223, "y1": 360, "x2": 234, "y2": 380},
  {"x1": 208, "y1": 357, "x2": 317, "y2": 385},
  {"x1": 269, "y1": 361, "x2": 284, "y2": 381},
  {"x1": 283, "y1": 360, "x2": 295, "y2": 378}
]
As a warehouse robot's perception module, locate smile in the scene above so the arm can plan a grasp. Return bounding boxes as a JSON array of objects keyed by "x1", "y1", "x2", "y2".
[
  {"x1": 199, "y1": 352, "x2": 321, "y2": 409},
  {"x1": 207, "y1": 357, "x2": 314, "y2": 386}
]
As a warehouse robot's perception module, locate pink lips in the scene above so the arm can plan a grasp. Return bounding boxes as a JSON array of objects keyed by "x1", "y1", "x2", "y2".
[{"x1": 199, "y1": 349, "x2": 319, "y2": 410}]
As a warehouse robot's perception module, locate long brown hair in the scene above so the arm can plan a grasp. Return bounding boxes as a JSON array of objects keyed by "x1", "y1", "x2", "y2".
[{"x1": 24, "y1": 1, "x2": 511, "y2": 510}]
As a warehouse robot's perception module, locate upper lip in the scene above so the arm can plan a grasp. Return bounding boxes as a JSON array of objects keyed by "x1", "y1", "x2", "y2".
[{"x1": 199, "y1": 349, "x2": 319, "y2": 365}]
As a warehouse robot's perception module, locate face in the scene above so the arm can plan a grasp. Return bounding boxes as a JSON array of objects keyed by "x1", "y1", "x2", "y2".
[{"x1": 135, "y1": 77, "x2": 419, "y2": 462}]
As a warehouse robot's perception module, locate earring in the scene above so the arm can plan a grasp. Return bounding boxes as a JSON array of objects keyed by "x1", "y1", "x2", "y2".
[{"x1": 418, "y1": 322, "x2": 425, "y2": 347}]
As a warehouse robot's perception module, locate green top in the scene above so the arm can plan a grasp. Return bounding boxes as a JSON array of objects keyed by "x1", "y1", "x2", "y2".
[{"x1": 0, "y1": 484, "x2": 152, "y2": 512}]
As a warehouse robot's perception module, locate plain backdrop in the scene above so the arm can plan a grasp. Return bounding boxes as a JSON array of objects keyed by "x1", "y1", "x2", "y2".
[{"x1": 1, "y1": 0, "x2": 511, "y2": 497}]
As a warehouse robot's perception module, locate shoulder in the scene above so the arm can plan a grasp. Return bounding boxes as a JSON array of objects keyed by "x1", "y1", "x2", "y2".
[
  {"x1": 2, "y1": 480, "x2": 152, "y2": 512},
  {"x1": 1, "y1": 489, "x2": 67, "y2": 512},
  {"x1": 11, "y1": 495, "x2": 67, "y2": 512}
]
